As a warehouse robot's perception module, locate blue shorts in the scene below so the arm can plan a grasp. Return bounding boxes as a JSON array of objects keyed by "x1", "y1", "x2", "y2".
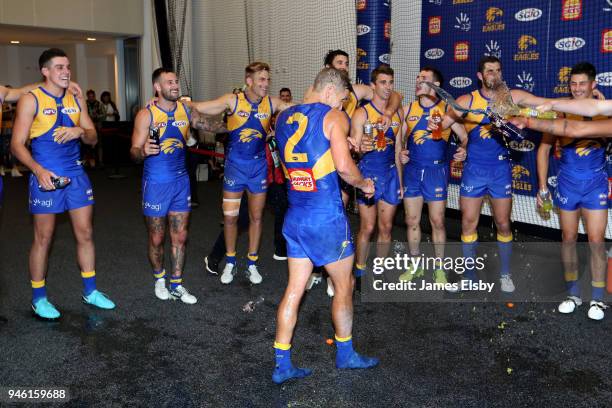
[
  {"x1": 29, "y1": 173, "x2": 94, "y2": 214},
  {"x1": 460, "y1": 162, "x2": 512, "y2": 199},
  {"x1": 357, "y1": 163, "x2": 401, "y2": 206},
  {"x1": 555, "y1": 170, "x2": 608, "y2": 211},
  {"x1": 142, "y1": 175, "x2": 191, "y2": 217},
  {"x1": 223, "y1": 157, "x2": 268, "y2": 194},
  {"x1": 283, "y1": 207, "x2": 354, "y2": 267},
  {"x1": 403, "y1": 163, "x2": 448, "y2": 202}
]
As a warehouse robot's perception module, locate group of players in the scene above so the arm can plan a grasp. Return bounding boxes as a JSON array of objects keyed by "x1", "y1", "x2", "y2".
[{"x1": 1, "y1": 46, "x2": 610, "y2": 384}]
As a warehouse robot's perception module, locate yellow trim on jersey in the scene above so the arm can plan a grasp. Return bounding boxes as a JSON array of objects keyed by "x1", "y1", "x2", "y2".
[
  {"x1": 343, "y1": 90, "x2": 359, "y2": 117},
  {"x1": 149, "y1": 101, "x2": 190, "y2": 141},
  {"x1": 405, "y1": 100, "x2": 451, "y2": 142},
  {"x1": 29, "y1": 88, "x2": 81, "y2": 139},
  {"x1": 463, "y1": 91, "x2": 490, "y2": 136},
  {"x1": 312, "y1": 149, "x2": 336, "y2": 180},
  {"x1": 227, "y1": 92, "x2": 272, "y2": 133},
  {"x1": 558, "y1": 113, "x2": 607, "y2": 147}
]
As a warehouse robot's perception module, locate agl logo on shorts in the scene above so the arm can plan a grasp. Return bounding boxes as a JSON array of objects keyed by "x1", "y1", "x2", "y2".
[
  {"x1": 428, "y1": 16, "x2": 441, "y2": 35},
  {"x1": 562, "y1": 0, "x2": 582, "y2": 20},
  {"x1": 454, "y1": 42, "x2": 469, "y2": 62}
]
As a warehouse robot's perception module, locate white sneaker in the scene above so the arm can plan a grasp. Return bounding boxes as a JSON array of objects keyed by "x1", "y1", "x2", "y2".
[
  {"x1": 306, "y1": 273, "x2": 322, "y2": 291},
  {"x1": 248, "y1": 264, "x2": 262, "y2": 284},
  {"x1": 220, "y1": 263, "x2": 235, "y2": 284},
  {"x1": 499, "y1": 275, "x2": 515, "y2": 293},
  {"x1": 273, "y1": 253, "x2": 288, "y2": 261},
  {"x1": 587, "y1": 300, "x2": 608, "y2": 321},
  {"x1": 169, "y1": 285, "x2": 197, "y2": 304},
  {"x1": 154, "y1": 278, "x2": 169, "y2": 300},
  {"x1": 11, "y1": 167, "x2": 22, "y2": 177},
  {"x1": 558, "y1": 296, "x2": 582, "y2": 314},
  {"x1": 326, "y1": 278, "x2": 335, "y2": 297}
]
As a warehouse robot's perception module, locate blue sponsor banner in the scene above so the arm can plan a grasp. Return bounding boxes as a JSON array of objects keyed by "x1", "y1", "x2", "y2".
[
  {"x1": 356, "y1": 0, "x2": 391, "y2": 84},
  {"x1": 421, "y1": 0, "x2": 612, "y2": 204}
]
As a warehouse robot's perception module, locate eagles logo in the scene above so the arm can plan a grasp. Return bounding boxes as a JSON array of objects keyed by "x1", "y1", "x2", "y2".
[
  {"x1": 412, "y1": 130, "x2": 429, "y2": 145},
  {"x1": 558, "y1": 67, "x2": 571, "y2": 83},
  {"x1": 518, "y1": 35, "x2": 536, "y2": 51},
  {"x1": 575, "y1": 140, "x2": 601, "y2": 156},
  {"x1": 512, "y1": 165, "x2": 530, "y2": 179},
  {"x1": 479, "y1": 127, "x2": 492, "y2": 140},
  {"x1": 239, "y1": 128, "x2": 263, "y2": 143},
  {"x1": 486, "y1": 7, "x2": 503, "y2": 22},
  {"x1": 160, "y1": 138, "x2": 184, "y2": 154}
]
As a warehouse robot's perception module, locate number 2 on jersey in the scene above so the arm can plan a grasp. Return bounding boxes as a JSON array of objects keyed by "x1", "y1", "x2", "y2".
[{"x1": 284, "y1": 112, "x2": 309, "y2": 163}]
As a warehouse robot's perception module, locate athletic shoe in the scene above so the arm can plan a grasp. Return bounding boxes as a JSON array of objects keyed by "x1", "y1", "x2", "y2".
[
  {"x1": 273, "y1": 253, "x2": 288, "y2": 261},
  {"x1": 169, "y1": 285, "x2": 197, "y2": 304},
  {"x1": 326, "y1": 278, "x2": 335, "y2": 297},
  {"x1": 398, "y1": 266, "x2": 424, "y2": 282},
  {"x1": 154, "y1": 278, "x2": 169, "y2": 300},
  {"x1": 434, "y1": 269, "x2": 447, "y2": 284},
  {"x1": 204, "y1": 256, "x2": 219, "y2": 275},
  {"x1": 248, "y1": 265, "x2": 263, "y2": 284},
  {"x1": 11, "y1": 167, "x2": 22, "y2": 177},
  {"x1": 306, "y1": 273, "x2": 322, "y2": 291},
  {"x1": 83, "y1": 290, "x2": 116, "y2": 310},
  {"x1": 587, "y1": 301, "x2": 608, "y2": 321},
  {"x1": 558, "y1": 296, "x2": 582, "y2": 314},
  {"x1": 32, "y1": 298, "x2": 60, "y2": 319},
  {"x1": 220, "y1": 263, "x2": 235, "y2": 284},
  {"x1": 499, "y1": 275, "x2": 515, "y2": 293}
]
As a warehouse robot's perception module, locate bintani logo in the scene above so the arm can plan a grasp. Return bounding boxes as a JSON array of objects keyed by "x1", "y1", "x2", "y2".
[
  {"x1": 453, "y1": 0, "x2": 473, "y2": 4},
  {"x1": 562, "y1": 0, "x2": 582, "y2": 21},
  {"x1": 454, "y1": 41, "x2": 469, "y2": 62},
  {"x1": 356, "y1": 0, "x2": 366, "y2": 11},
  {"x1": 514, "y1": 35, "x2": 539, "y2": 61},
  {"x1": 384, "y1": 21, "x2": 391, "y2": 39},
  {"x1": 602, "y1": 29, "x2": 612, "y2": 53},
  {"x1": 483, "y1": 7, "x2": 505, "y2": 32},
  {"x1": 554, "y1": 66, "x2": 572, "y2": 94},
  {"x1": 429, "y1": 16, "x2": 441, "y2": 35}
]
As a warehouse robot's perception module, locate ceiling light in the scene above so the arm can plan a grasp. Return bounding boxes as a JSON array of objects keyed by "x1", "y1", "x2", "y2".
[
  {"x1": 86, "y1": 37, "x2": 96, "y2": 41},
  {"x1": 10, "y1": 40, "x2": 20, "y2": 44}
]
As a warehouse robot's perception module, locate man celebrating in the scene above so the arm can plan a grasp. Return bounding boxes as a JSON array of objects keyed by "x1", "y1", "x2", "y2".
[
  {"x1": 400, "y1": 67, "x2": 467, "y2": 284},
  {"x1": 11, "y1": 48, "x2": 115, "y2": 319},
  {"x1": 349, "y1": 65, "x2": 403, "y2": 283},
  {"x1": 272, "y1": 67, "x2": 378, "y2": 384},
  {"x1": 191, "y1": 62, "x2": 293, "y2": 285}
]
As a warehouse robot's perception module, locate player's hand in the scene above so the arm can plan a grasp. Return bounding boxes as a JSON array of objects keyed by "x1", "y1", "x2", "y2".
[
  {"x1": 143, "y1": 138, "x2": 160, "y2": 156},
  {"x1": 347, "y1": 136, "x2": 359, "y2": 152},
  {"x1": 359, "y1": 178, "x2": 375, "y2": 198},
  {"x1": 34, "y1": 167, "x2": 58, "y2": 191},
  {"x1": 400, "y1": 149, "x2": 409, "y2": 164},
  {"x1": 398, "y1": 185, "x2": 404, "y2": 200},
  {"x1": 453, "y1": 146, "x2": 467, "y2": 162},
  {"x1": 536, "y1": 101, "x2": 554, "y2": 113},
  {"x1": 535, "y1": 189, "x2": 548, "y2": 208},
  {"x1": 68, "y1": 82, "x2": 83, "y2": 99},
  {"x1": 380, "y1": 114, "x2": 392, "y2": 132},
  {"x1": 593, "y1": 89, "x2": 606, "y2": 101},
  {"x1": 53, "y1": 126, "x2": 84, "y2": 143},
  {"x1": 360, "y1": 134, "x2": 375, "y2": 153},
  {"x1": 426, "y1": 117, "x2": 440, "y2": 132},
  {"x1": 507, "y1": 117, "x2": 528, "y2": 129}
]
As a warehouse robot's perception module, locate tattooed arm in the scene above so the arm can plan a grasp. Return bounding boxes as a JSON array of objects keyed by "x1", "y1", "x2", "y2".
[
  {"x1": 190, "y1": 110, "x2": 228, "y2": 133},
  {"x1": 510, "y1": 116, "x2": 612, "y2": 138}
]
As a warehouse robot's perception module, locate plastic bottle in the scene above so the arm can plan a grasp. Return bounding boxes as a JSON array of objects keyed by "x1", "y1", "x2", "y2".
[
  {"x1": 431, "y1": 110, "x2": 443, "y2": 140},
  {"x1": 539, "y1": 190, "x2": 553, "y2": 214}
]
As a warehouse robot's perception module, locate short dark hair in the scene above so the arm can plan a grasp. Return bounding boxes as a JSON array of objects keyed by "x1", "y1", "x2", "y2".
[
  {"x1": 39, "y1": 48, "x2": 67, "y2": 70},
  {"x1": 100, "y1": 91, "x2": 111, "y2": 101},
  {"x1": 152, "y1": 67, "x2": 175, "y2": 84},
  {"x1": 86, "y1": 89, "x2": 95, "y2": 97},
  {"x1": 245, "y1": 62, "x2": 270, "y2": 79},
  {"x1": 477, "y1": 56, "x2": 502, "y2": 74},
  {"x1": 279, "y1": 87, "x2": 291, "y2": 95},
  {"x1": 324, "y1": 49, "x2": 349, "y2": 67},
  {"x1": 421, "y1": 66, "x2": 444, "y2": 87},
  {"x1": 371, "y1": 64, "x2": 394, "y2": 83},
  {"x1": 570, "y1": 62, "x2": 596, "y2": 81}
]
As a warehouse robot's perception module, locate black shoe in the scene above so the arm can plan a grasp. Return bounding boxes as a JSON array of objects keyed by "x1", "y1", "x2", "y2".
[
  {"x1": 204, "y1": 256, "x2": 219, "y2": 275},
  {"x1": 355, "y1": 276, "x2": 362, "y2": 293}
]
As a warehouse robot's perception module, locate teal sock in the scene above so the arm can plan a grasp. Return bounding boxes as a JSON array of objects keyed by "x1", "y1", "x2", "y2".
[{"x1": 81, "y1": 271, "x2": 97, "y2": 296}]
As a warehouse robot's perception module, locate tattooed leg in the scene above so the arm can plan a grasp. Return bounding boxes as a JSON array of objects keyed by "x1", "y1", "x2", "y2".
[
  {"x1": 168, "y1": 211, "x2": 190, "y2": 278},
  {"x1": 146, "y1": 216, "x2": 166, "y2": 271}
]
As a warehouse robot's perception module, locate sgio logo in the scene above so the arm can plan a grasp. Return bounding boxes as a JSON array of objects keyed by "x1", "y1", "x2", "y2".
[
  {"x1": 357, "y1": 24, "x2": 370, "y2": 36},
  {"x1": 555, "y1": 37, "x2": 585, "y2": 51},
  {"x1": 596, "y1": 72, "x2": 612, "y2": 87},
  {"x1": 515, "y1": 8, "x2": 542, "y2": 22},
  {"x1": 424, "y1": 48, "x2": 444, "y2": 60},
  {"x1": 449, "y1": 77, "x2": 472, "y2": 88},
  {"x1": 509, "y1": 140, "x2": 535, "y2": 152}
]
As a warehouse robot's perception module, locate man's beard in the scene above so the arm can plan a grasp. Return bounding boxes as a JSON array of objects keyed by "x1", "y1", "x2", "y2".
[{"x1": 161, "y1": 90, "x2": 179, "y2": 102}]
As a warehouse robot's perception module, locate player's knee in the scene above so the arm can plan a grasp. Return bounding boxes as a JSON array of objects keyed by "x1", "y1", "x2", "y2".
[
  {"x1": 249, "y1": 212, "x2": 263, "y2": 225},
  {"x1": 149, "y1": 232, "x2": 165, "y2": 247},
  {"x1": 561, "y1": 230, "x2": 578, "y2": 243},
  {"x1": 360, "y1": 221, "x2": 376, "y2": 236},
  {"x1": 495, "y1": 220, "x2": 511, "y2": 235},
  {"x1": 222, "y1": 197, "x2": 241, "y2": 217},
  {"x1": 405, "y1": 214, "x2": 420, "y2": 228},
  {"x1": 75, "y1": 225, "x2": 94, "y2": 244},
  {"x1": 429, "y1": 215, "x2": 445, "y2": 232},
  {"x1": 378, "y1": 222, "x2": 392, "y2": 239},
  {"x1": 33, "y1": 231, "x2": 54, "y2": 248}
]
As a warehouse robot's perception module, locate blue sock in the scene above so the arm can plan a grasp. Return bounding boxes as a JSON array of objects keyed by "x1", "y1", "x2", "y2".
[
  {"x1": 81, "y1": 271, "x2": 97, "y2": 296},
  {"x1": 248, "y1": 253, "x2": 258, "y2": 267},
  {"x1": 592, "y1": 281, "x2": 605, "y2": 301},
  {"x1": 153, "y1": 269, "x2": 166, "y2": 281},
  {"x1": 497, "y1": 234, "x2": 512, "y2": 277},
  {"x1": 170, "y1": 276, "x2": 182, "y2": 290},
  {"x1": 272, "y1": 342, "x2": 312, "y2": 384},
  {"x1": 226, "y1": 252, "x2": 236, "y2": 265},
  {"x1": 354, "y1": 263, "x2": 366, "y2": 278},
  {"x1": 462, "y1": 234, "x2": 478, "y2": 281},
  {"x1": 31, "y1": 279, "x2": 47, "y2": 303},
  {"x1": 335, "y1": 335, "x2": 379, "y2": 369},
  {"x1": 565, "y1": 271, "x2": 580, "y2": 297}
]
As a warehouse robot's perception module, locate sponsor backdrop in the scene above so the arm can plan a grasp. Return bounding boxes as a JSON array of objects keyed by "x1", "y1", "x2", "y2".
[
  {"x1": 356, "y1": 0, "x2": 391, "y2": 84},
  {"x1": 420, "y1": 0, "x2": 612, "y2": 236}
]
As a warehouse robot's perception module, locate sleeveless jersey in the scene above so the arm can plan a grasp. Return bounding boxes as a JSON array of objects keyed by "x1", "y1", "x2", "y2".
[
  {"x1": 557, "y1": 113, "x2": 607, "y2": 175},
  {"x1": 343, "y1": 89, "x2": 359, "y2": 118},
  {"x1": 226, "y1": 92, "x2": 272, "y2": 159},
  {"x1": 360, "y1": 102, "x2": 401, "y2": 168},
  {"x1": 404, "y1": 99, "x2": 451, "y2": 165},
  {"x1": 463, "y1": 90, "x2": 509, "y2": 165}
]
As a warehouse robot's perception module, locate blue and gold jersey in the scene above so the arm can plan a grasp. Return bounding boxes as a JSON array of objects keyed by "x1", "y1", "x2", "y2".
[
  {"x1": 343, "y1": 89, "x2": 359, "y2": 118},
  {"x1": 227, "y1": 92, "x2": 272, "y2": 159},
  {"x1": 275, "y1": 103, "x2": 341, "y2": 209},
  {"x1": 360, "y1": 102, "x2": 401, "y2": 168},
  {"x1": 463, "y1": 90, "x2": 508, "y2": 165},
  {"x1": 404, "y1": 99, "x2": 451, "y2": 165},
  {"x1": 557, "y1": 113, "x2": 607, "y2": 175},
  {"x1": 144, "y1": 101, "x2": 190, "y2": 183},
  {"x1": 29, "y1": 87, "x2": 83, "y2": 176}
]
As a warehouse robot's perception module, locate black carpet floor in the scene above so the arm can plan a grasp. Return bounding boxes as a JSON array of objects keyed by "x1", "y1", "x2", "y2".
[{"x1": 0, "y1": 168, "x2": 610, "y2": 407}]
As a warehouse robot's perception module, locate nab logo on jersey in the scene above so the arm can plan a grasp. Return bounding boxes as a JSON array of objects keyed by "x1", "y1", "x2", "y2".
[
  {"x1": 428, "y1": 16, "x2": 441, "y2": 35},
  {"x1": 454, "y1": 41, "x2": 469, "y2": 62},
  {"x1": 43, "y1": 108, "x2": 57, "y2": 115},
  {"x1": 562, "y1": 0, "x2": 582, "y2": 20}
]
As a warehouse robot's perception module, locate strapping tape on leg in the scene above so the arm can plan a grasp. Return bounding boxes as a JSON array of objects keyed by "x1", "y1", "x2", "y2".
[{"x1": 222, "y1": 198, "x2": 241, "y2": 216}]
